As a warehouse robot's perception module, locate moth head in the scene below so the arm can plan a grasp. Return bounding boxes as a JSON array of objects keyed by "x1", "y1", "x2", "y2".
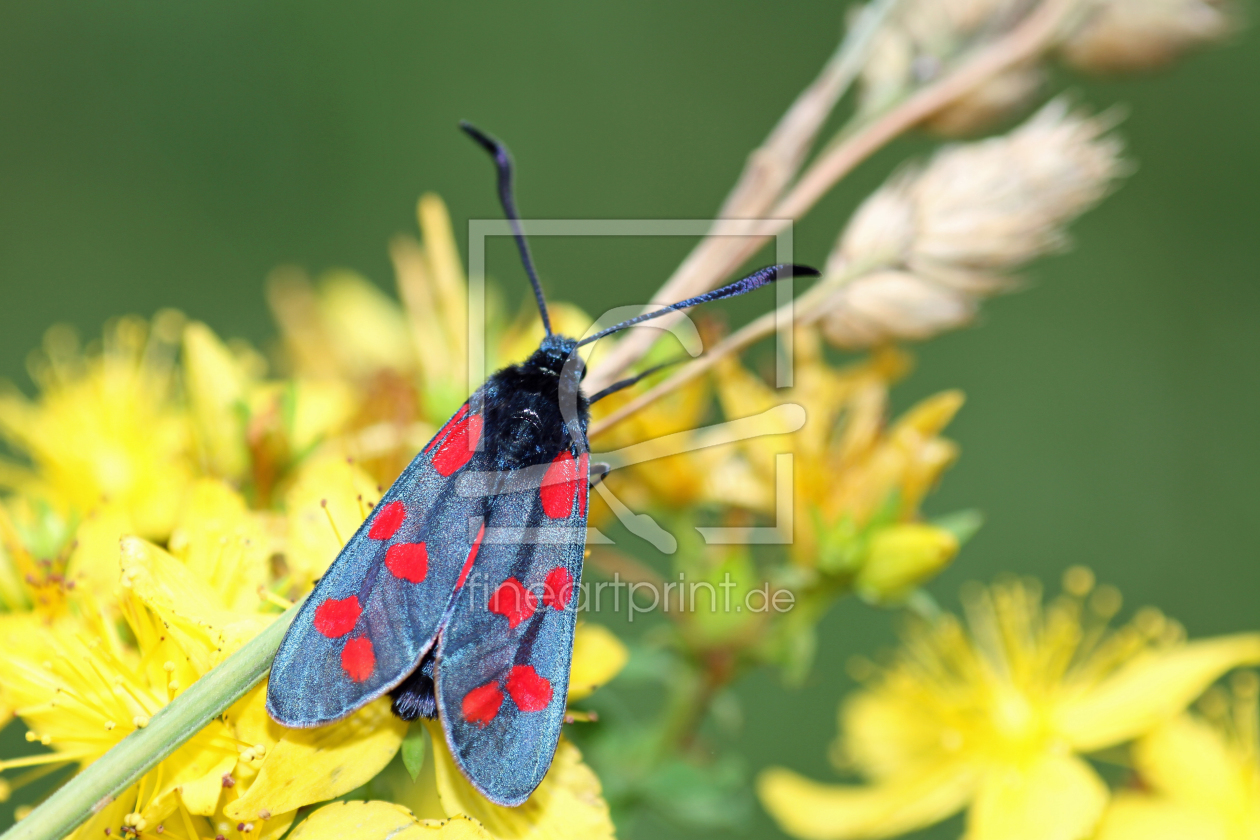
[{"x1": 533, "y1": 334, "x2": 584, "y2": 381}]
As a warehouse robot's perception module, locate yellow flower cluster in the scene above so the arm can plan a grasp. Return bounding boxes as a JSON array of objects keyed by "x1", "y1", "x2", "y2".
[
  {"x1": 0, "y1": 472, "x2": 622, "y2": 839},
  {"x1": 0, "y1": 195, "x2": 626, "y2": 840},
  {"x1": 265, "y1": 194, "x2": 597, "y2": 491},
  {"x1": 759, "y1": 569, "x2": 1260, "y2": 840},
  {"x1": 595, "y1": 330, "x2": 964, "y2": 605}
]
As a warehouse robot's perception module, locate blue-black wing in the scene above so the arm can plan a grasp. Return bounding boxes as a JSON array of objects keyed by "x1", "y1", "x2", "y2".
[
  {"x1": 267, "y1": 403, "x2": 491, "y2": 726},
  {"x1": 434, "y1": 445, "x2": 589, "y2": 806}
]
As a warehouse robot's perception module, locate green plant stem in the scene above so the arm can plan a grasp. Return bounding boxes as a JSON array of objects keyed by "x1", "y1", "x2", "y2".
[{"x1": 1, "y1": 604, "x2": 300, "y2": 840}]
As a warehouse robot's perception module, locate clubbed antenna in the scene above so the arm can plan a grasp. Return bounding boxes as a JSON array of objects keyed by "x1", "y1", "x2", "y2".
[
  {"x1": 460, "y1": 121, "x2": 552, "y2": 336},
  {"x1": 576, "y1": 264, "x2": 820, "y2": 348}
]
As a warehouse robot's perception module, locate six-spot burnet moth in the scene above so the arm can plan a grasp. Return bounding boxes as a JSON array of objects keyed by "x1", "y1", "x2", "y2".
[{"x1": 264, "y1": 121, "x2": 820, "y2": 806}]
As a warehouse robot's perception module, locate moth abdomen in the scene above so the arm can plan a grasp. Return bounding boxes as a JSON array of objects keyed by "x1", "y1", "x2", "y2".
[{"x1": 390, "y1": 648, "x2": 439, "y2": 721}]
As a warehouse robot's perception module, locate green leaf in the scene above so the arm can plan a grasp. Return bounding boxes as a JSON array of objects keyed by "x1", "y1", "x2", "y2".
[
  {"x1": 401, "y1": 723, "x2": 427, "y2": 782},
  {"x1": 931, "y1": 509, "x2": 985, "y2": 544},
  {"x1": 642, "y1": 755, "x2": 751, "y2": 830}
]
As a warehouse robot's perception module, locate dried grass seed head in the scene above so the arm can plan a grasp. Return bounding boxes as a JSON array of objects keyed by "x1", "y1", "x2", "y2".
[
  {"x1": 859, "y1": 0, "x2": 1044, "y2": 135},
  {"x1": 1061, "y1": 0, "x2": 1238, "y2": 74},
  {"x1": 822, "y1": 98, "x2": 1126, "y2": 348}
]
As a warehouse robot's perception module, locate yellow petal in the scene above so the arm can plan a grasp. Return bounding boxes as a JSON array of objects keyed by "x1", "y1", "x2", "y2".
[
  {"x1": 392, "y1": 232, "x2": 448, "y2": 383},
  {"x1": 216, "y1": 786, "x2": 297, "y2": 840},
  {"x1": 756, "y1": 764, "x2": 979, "y2": 840},
  {"x1": 568, "y1": 623, "x2": 629, "y2": 702},
  {"x1": 317, "y1": 270, "x2": 414, "y2": 376},
  {"x1": 119, "y1": 536, "x2": 238, "y2": 672},
  {"x1": 288, "y1": 378, "x2": 356, "y2": 454},
  {"x1": 226, "y1": 683, "x2": 285, "y2": 760},
  {"x1": 289, "y1": 802, "x2": 491, "y2": 840},
  {"x1": 841, "y1": 687, "x2": 953, "y2": 782},
  {"x1": 892, "y1": 390, "x2": 964, "y2": 439},
  {"x1": 224, "y1": 697, "x2": 406, "y2": 821},
  {"x1": 283, "y1": 453, "x2": 377, "y2": 592},
  {"x1": 1057, "y1": 634, "x2": 1260, "y2": 751},
  {"x1": 168, "y1": 479, "x2": 272, "y2": 613},
  {"x1": 175, "y1": 751, "x2": 237, "y2": 815},
  {"x1": 256, "y1": 809, "x2": 299, "y2": 840},
  {"x1": 182, "y1": 321, "x2": 251, "y2": 480},
  {"x1": 65, "y1": 503, "x2": 135, "y2": 593},
  {"x1": 267, "y1": 267, "x2": 343, "y2": 376},
  {"x1": 1094, "y1": 792, "x2": 1230, "y2": 840},
  {"x1": 417, "y1": 194, "x2": 468, "y2": 364},
  {"x1": 965, "y1": 754, "x2": 1107, "y2": 840},
  {"x1": 854, "y1": 523, "x2": 958, "y2": 603},
  {"x1": 1131, "y1": 713, "x2": 1249, "y2": 813},
  {"x1": 427, "y1": 724, "x2": 615, "y2": 840}
]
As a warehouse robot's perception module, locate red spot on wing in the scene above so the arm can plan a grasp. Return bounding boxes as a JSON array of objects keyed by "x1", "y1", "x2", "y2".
[
  {"x1": 340, "y1": 636, "x2": 376, "y2": 682},
  {"x1": 369, "y1": 501, "x2": 406, "y2": 540},
  {"x1": 540, "y1": 451, "x2": 578, "y2": 519},
  {"x1": 543, "y1": 567, "x2": 574, "y2": 610},
  {"x1": 462, "y1": 681, "x2": 503, "y2": 726},
  {"x1": 578, "y1": 453, "x2": 589, "y2": 518},
  {"x1": 455, "y1": 523, "x2": 486, "y2": 588},
  {"x1": 385, "y1": 542, "x2": 429, "y2": 583},
  {"x1": 313, "y1": 596, "x2": 362, "y2": 638},
  {"x1": 488, "y1": 577, "x2": 537, "y2": 629},
  {"x1": 506, "y1": 665, "x2": 552, "y2": 712},
  {"x1": 432, "y1": 413, "x2": 484, "y2": 476},
  {"x1": 424, "y1": 405, "x2": 469, "y2": 455}
]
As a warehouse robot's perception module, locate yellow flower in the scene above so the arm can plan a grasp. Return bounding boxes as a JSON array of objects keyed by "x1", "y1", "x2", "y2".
[
  {"x1": 269, "y1": 193, "x2": 594, "y2": 489},
  {"x1": 290, "y1": 802, "x2": 491, "y2": 839},
  {"x1": 758, "y1": 569, "x2": 1260, "y2": 840},
  {"x1": 0, "y1": 468, "x2": 424, "y2": 835},
  {"x1": 1096, "y1": 673, "x2": 1260, "y2": 840},
  {"x1": 0, "y1": 313, "x2": 194, "y2": 539},
  {"x1": 74, "y1": 779, "x2": 297, "y2": 840},
  {"x1": 182, "y1": 320, "x2": 260, "y2": 482},
  {"x1": 167, "y1": 479, "x2": 279, "y2": 614},
  {"x1": 184, "y1": 318, "x2": 358, "y2": 507},
  {"x1": 712, "y1": 332, "x2": 960, "y2": 571},
  {"x1": 0, "y1": 575, "x2": 282, "y2": 837},
  {"x1": 854, "y1": 523, "x2": 959, "y2": 604},
  {"x1": 591, "y1": 351, "x2": 718, "y2": 517},
  {"x1": 425, "y1": 724, "x2": 616, "y2": 840},
  {"x1": 280, "y1": 452, "x2": 381, "y2": 595},
  {"x1": 568, "y1": 622, "x2": 630, "y2": 703},
  {"x1": 123, "y1": 490, "x2": 410, "y2": 829},
  {"x1": 0, "y1": 495, "x2": 80, "y2": 616},
  {"x1": 223, "y1": 692, "x2": 407, "y2": 824}
]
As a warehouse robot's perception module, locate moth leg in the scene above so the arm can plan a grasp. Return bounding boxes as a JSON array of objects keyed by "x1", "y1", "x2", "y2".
[
  {"x1": 588, "y1": 461, "x2": 610, "y2": 488},
  {"x1": 587, "y1": 356, "x2": 689, "y2": 403}
]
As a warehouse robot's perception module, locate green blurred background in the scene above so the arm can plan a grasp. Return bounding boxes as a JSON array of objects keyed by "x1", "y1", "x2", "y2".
[{"x1": 1, "y1": 2, "x2": 1257, "y2": 837}]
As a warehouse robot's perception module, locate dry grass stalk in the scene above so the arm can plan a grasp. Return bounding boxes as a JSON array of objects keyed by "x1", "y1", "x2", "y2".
[
  {"x1": 586, "y1": 0, "x2": 1081, "y2": 397},
  {"x1": 589, "y1": 95, "x2": 1122, "y2": 436},
  {"x1": 585, "y1": 0, "x2": 901, "y2": 394}
]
